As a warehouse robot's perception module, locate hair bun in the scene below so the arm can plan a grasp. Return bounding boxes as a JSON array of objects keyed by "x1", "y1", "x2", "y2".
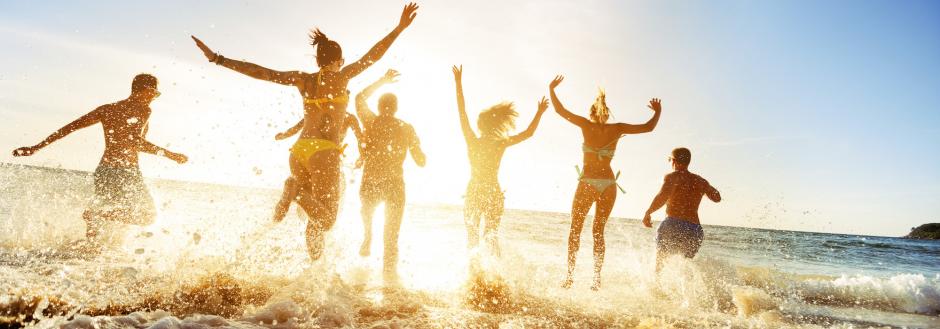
[{"x1": 308, "y1": 28, "x2": 330, "y2": 46}]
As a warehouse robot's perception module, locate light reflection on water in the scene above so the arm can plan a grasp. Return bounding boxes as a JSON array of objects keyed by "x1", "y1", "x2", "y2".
[{"x1": 1, "y1": 164, "x2": 939, "y2": 328}]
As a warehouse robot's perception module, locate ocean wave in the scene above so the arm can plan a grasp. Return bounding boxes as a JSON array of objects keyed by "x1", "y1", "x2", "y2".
[
  {"x1": 4, "y1": 260, "x2": 939, "y2": 328},
  {"x1": 797, "y1": 273, "x2": 940, "y2": 315},
  {"x1": 738, "y1": 266, "x2": 940, "y2": 315}
]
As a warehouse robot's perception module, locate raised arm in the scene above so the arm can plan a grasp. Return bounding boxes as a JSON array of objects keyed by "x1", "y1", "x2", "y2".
[
  {"x1": 549, "y1": 75, "x2": 590, "y2": 128},
  {"x1": 615, "y1": 98, "x2": 662, "y2": 135},
  {"x1": 12, "y1": 107, "x2": 104, "y2": 157},
  {"x1": 275, "y1": 119, "x2": 305, "y2": 140},
  {"x1": 643, "y1": 174, "x2": 677, "y2": 228},
  {"x1": 407, "y1": 125, "x2": 426, "y2": 167},
  {"x1": 191, "y1": 36, "x2": 301, "y2": 86},
  {"x1": 340, "y1": 3, "x2": 419, "y2": 79},
  {"x1": 356, "y1": 69, "x2": 399, "y2": 128},
  {"x1": 452, "y1": 65, "x2": 476, "y2": 144},
  {"x1": 507, "y1": 97, "x2": 549, "y2": 146}
]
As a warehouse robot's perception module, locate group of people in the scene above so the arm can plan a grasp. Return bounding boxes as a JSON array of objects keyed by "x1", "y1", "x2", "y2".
[{"x1": 11, "y1": 2, "x2": 721, "y2": 289}]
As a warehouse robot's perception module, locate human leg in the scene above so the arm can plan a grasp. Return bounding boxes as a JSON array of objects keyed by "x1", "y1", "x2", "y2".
[
  {"x1": 382, "y1": 180, "x2": 405, "y2": 279},
  {"x1": 564, "y1": 183, "x2": 595, "y2": 288},
  {"x1": 590, "y1": 186, "x2": 617, "y2": 290}
]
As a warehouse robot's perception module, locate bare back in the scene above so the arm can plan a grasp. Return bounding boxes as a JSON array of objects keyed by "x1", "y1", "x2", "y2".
[
  {"x1": 362, "y1": 117, "x2": 418, "y2": 181},
  {"x1": 467, "y1": 137, "x2": 508, "y2": 186},
  {"x1": 295, "y1": 71, "x2": 353, "y2": 143},
  {"x1": 579, "y1": 122, "x2": 626, "y2": 178},
  {"x1": 98, "y1": 101, "x2": 152, "y2": 168},
  {"x1": 664, "y1": 170, "x2": 712, "y2": 224}
]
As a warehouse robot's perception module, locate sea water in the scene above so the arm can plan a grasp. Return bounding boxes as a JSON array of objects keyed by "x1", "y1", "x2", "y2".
[{"x1": 1, "y1": 163, "x2": 938, "y2": 328}]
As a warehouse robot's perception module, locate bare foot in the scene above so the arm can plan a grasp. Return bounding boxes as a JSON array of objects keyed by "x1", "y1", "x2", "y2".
[
  {"x1": 383, "y1": 269, "x2": 400, "y2": 287},
  {"x1": 561, "y1": 276, "x2": 573, "y2": 289},
  {"x1": 591, "y1": 275, "x2": 601, "y2": 291},
  {"x1": 359, "y1": 237, "x2": 371, "y2": 257},
  {"x1": 306, "y1": 234, "x2": 325, "y2": 261},
  {"x1": 272, "y1": 202, "x2": 289, "y2": 223}
]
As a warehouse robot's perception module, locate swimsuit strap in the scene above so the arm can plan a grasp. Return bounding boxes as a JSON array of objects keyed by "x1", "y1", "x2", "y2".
[
  {"x1": 614, "y1": 170, "x2": 626, "y2": 194},
  {"x1": 582, "y1": 145, "x2": 611, "y2": 160},
  {"x1": 574, "y1": 165, "x2": 626, "y2": 194},
  {"x1": 304, "y1": 94, "x2": 349, "y2": 105},
  {"x1": 303, "y1": 72, "x2": 350, "y2": 107},
  {"x1": 582, "y1": 136, "x2": 621, "y2": 160}
]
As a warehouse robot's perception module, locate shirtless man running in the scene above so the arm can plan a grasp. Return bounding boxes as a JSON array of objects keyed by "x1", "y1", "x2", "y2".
[
  {"x1": 642, "y1": 147, "x2": 721, "y2": 272},
  {"x1": 355, "y1": 69, "x2": 425, "y2": 282},
  {"x1": 12, "y1": 74, "x2": 188, "y2": 246}
]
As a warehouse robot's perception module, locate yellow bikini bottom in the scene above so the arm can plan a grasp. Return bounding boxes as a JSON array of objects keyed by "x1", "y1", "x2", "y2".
[{"x1": 290, "y1": 138, "x2": 346, "y2": 163}]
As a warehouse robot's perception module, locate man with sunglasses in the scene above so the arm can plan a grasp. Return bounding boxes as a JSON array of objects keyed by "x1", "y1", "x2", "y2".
[
  {"x1": 642, "y1": 147, "x2": 721, "y2": 272},
  {"x1": 12, "y1": 73, "x2": 187, "y2": 248}
]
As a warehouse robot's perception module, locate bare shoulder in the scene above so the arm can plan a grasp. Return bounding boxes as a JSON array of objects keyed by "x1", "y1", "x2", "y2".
[
  {"x1": 691, "y1": 173, "x2": 712, "y2": 189},
  {"x1": 97, "y1": 102, "x2": 117, "y2": 113},
  {"x1": 95, "y1": 102, "x2": 122, "y2": 120},
  {"x1": 667, "y1": 171, "x2": 701, "y2": 186},
  {"x1": 663, "y1": 171, "x2": 680, "y2": 183},
  {"x1": 400, "y1": 120, "x2": 414, "y2": 131}
]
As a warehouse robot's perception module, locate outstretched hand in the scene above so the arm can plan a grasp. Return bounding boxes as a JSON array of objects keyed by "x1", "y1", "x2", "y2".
[
  {"x1": 537, "y1": 96, "x2": 549, "y2": 114},
  {"x1": 550, "y1": 75, "x2": 565, "y2": 89},
  {"x1": 642, "y1": 213, "x2": 653, "y2": 228},
  {"x1": 381, "y1": 69, "x2": 401, "y2": 83},
  {"x1": 452, "y1": 65, "x2": 463, "y2": 83},
  {"x1": 648, "y1": 98, "x2": 662, "y2": 112},
  {"x1": 12, "y1": 146, "x2": 38, "y2": 157},
  {"x1": 191, "y1": 36, "x2": 218, "y2": 62},
  {"x1": 274, "y1": 132, "x2": 290, "y2": 141},
  {"x1": 168, "y1": 152, "x2": 188, "y2": 164},
  {"x1": 397, "y1": 3, "x2": 419, "y2": 30}
]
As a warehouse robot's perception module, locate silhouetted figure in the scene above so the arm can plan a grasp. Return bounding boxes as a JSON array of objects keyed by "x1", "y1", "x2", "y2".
[
  {"x1": 643, "y1": 148, "x2": 721, "y2": 272},
  {"x1": 354, "y1": 69, "x2": 426, "y2": 283},
  {"x1": 549, "y1": 75, "x2": 662, "y2": 290},
  {"x1": 12, "y1": 74, "x2": 188, "y2": 246},
  {"x1": 452, "y1": 65, "x2": 548, "y2": 257},
  {"x1": 191, "y1": 3, "x2": 419, "y2": 261}
]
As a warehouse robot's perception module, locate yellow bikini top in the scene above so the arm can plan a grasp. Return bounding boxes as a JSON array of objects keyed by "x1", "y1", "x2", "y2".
[
  {"x1": 303, "y1": 72, "x2": 350, "y2": 107},
  {"x1": 304, "y1": 94, "x2": 349, "y2": 106}
]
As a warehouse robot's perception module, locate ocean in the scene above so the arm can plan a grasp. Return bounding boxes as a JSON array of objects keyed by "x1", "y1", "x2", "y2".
[{"x1": 1, "y1": 163, "x2": 938, "y2": 328}]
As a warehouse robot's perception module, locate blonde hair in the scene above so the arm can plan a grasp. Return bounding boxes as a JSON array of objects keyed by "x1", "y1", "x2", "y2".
[
  {"x1": 477, "y1": 102, "x2": 518, "y2": 138},
  {"x1": 590, "y1": 88, "x2": 609, "y2": 123}
]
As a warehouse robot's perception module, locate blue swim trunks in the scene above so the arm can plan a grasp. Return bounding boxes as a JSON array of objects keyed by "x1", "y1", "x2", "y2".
[{"x1": 656, "y1": 217, "x2": 704, "y2": 258}]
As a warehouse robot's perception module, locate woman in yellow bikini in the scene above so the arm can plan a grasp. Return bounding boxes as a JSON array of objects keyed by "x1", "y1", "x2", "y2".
[
  {"x1": 192, "y1": 3, "x2": 419, "y2": 260},
  {"x1": 548, "y1": 75, "x2": 662, "y2": 290},
  {"x1": 452, "y1": 65, "x2": 548, "y2": 257}
]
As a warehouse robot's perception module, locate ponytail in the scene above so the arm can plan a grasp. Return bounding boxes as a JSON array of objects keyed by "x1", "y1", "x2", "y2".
[{"x1": 308, "y1": 28, "x2": 343, "y2": 68}]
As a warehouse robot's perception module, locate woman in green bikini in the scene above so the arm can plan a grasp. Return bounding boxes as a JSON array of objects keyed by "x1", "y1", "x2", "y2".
[
  {"x1": 192, "y1": 3, "x2": 419, "y2": 260},
  {"x1": 548, "y1": 75, "x2": 662, "y2": 290}
]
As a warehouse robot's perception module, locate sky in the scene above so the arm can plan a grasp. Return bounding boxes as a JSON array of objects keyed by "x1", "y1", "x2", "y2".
[{"x1": 1, "y1": 0, "x2": 938, "y2": 237}]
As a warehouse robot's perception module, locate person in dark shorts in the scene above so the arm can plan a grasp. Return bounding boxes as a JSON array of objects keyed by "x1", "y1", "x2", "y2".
[
  {"x1": 354, "y1": 69, "x2": 425, "y2": 282},
  {"x1": 642, "y1": 147, "x2": 721, "y2": 272},
  {"x1": 12, "y1": 74, "x2": 188, "y2": 246}
]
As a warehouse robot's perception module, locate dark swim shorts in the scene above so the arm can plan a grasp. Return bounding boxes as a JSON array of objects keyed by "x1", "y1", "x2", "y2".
[{"x1": 656, "y1": 217, "x2": 704, "y2": 258}]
